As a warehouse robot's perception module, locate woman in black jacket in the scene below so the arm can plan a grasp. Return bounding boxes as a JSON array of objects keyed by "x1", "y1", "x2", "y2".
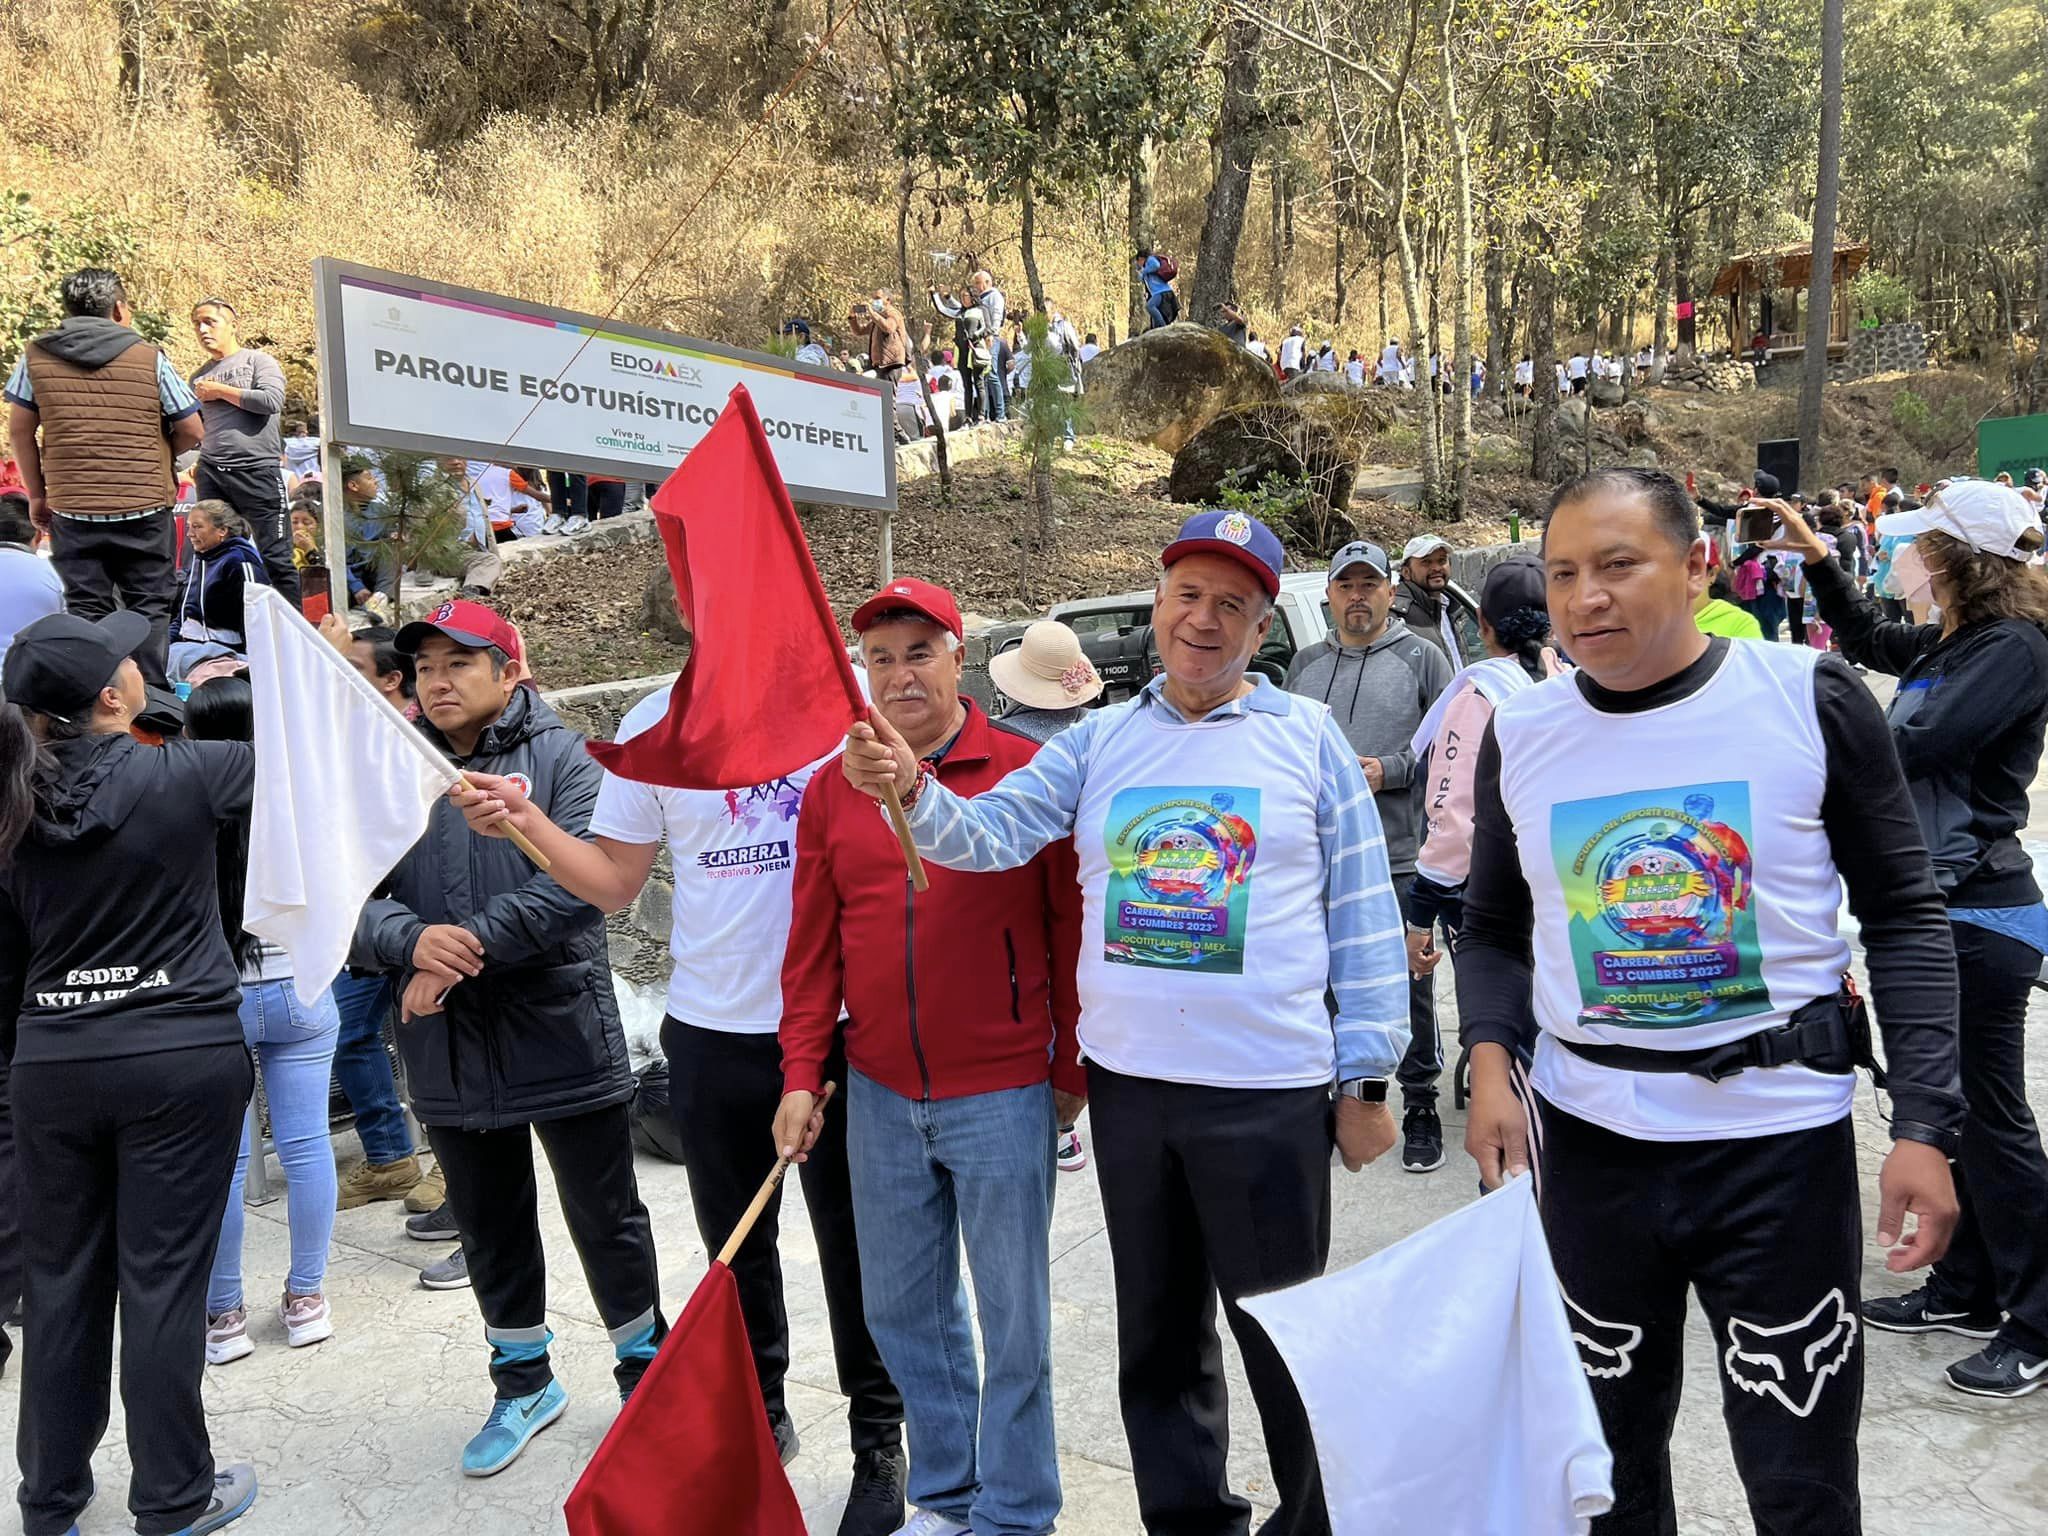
[
  {"x1": 0, "y1": 611, "x2": 258, "y2": 1535},
  {"x1": 1785, "y1": 483, "x2": 2048, "y2": 1401}
]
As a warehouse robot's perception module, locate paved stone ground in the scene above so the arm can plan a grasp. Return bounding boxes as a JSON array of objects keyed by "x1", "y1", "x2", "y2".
[{"x1": 4, "y1": 680, "x2": 2046, "y2": 1534}]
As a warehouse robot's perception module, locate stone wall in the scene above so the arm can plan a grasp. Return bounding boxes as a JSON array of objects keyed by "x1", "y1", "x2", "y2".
[
  {"x1": 1831, "y1": 321, "x2": 1927, "y2": 383},
  {"x1": 1659, "y1": 352, "x2": 1757, "y2": 394}
]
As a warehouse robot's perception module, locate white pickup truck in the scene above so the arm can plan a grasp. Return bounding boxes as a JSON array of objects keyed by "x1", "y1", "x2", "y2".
[{"x1": 993, "y1": 570, "x2": 1484, "y2": 707}]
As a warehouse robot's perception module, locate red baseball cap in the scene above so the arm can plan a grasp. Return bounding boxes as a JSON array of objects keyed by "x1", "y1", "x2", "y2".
[
  {"x1": 396, "y1": 598, "x2": 526, "y2": 665},
  {"x1": 851, "y1": 578, "x2": 964, "y2": 640}
]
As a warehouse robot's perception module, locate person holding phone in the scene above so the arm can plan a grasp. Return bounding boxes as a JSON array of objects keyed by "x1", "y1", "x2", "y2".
[{"x1": 1776, "y1": 483, "x2": 2048, "y2": 1400}]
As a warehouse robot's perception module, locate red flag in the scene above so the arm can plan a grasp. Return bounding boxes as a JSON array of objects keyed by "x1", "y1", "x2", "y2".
[
  {"x1": 588, "y1": 383, "x2": 864, "y2": 789},
  {"x1": 564, "y1": 1263, "x2": 806, "y2": 1536}
]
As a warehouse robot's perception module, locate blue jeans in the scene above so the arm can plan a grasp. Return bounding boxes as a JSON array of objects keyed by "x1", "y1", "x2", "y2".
[
  {"x1": 846, "y1": 1070, "x2": 1058, "y2": 1536},
  {"x1": 209, "y1": 981, "x2": 341, "y2": 1311},
  {"x1": 330, "y1": 972, "x2": 412, "y2": 1163},
  {"x1": 982, "y1": 368, "x2": 1008, "y2": 423}
]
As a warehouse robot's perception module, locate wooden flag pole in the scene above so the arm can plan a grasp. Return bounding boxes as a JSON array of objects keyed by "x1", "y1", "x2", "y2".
[
  {"x1": 453, "y1": 771, "x2": 554, "y2": 873},
  {"x1": 881, "y1": 781, "x2": 929, "y2": 893},
  {"x1": 718, "y1": 1083, "x2": 837, "y2": 1265}
]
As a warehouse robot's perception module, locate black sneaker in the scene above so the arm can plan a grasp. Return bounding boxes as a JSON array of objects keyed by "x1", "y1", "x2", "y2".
[
  {"x1": 771, "y1": 1411, "x2": 800, "y2": 1467},
  {"x1": 1401, "y1": 1103, "x2": 1446, "y2": 1173},
  {"x1": 1945, "y1": 1338, "x2": 2048, "y2": 1399},
  {"x1": 836, "y1": 1447, "x2": 906, "y2": 1536},
  {"x1": 1861, "y1": 1284, "x2": 2001, "y2": 1338},
  {"x1": 405, "y1": 1202, "x2": 461, "y2": 1242}
]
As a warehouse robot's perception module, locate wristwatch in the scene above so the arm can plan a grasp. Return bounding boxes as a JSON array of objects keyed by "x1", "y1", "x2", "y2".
[{"x1": 1336, "y1": 1077, "x2": 1389, "y2": 1104}]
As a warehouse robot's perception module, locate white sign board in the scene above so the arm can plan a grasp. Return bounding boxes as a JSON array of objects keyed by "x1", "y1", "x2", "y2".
[{"x1": 312, "y1": 258, "x2": 896, "y2": 509}]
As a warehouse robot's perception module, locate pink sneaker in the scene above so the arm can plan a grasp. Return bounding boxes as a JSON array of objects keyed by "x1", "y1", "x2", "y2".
[
  {"x1": 280, "y1": 1291, "x2": 333, "y2": 1348},
  {"x1": 206, "y1": 1307, "x2": 253, "y2": 1365}
]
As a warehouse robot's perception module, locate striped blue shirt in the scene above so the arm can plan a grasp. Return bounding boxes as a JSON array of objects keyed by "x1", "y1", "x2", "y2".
[{"x1": 906, "y1": 675, "x2": 1410, "y2": 1080}]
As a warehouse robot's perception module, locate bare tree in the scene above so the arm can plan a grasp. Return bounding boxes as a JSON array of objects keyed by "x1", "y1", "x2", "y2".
[{"x1": 1796, "y1": 0, "x2": 1844, "y2": 490}]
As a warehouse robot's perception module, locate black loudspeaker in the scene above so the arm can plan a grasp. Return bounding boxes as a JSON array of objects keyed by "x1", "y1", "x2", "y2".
[{"x1": 1756, "y1": 439, "x2": 1802, "y2": 496}]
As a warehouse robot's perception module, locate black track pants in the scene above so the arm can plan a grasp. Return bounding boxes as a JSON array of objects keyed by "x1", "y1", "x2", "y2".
[{"x1": 1534, "y1": 1094, "x2": 1863, "y2": 1536}]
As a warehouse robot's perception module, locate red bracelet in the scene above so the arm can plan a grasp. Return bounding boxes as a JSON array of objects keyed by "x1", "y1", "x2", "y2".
[{"x1": 899, "y1": 764, "x2": 934, "y2": 810}]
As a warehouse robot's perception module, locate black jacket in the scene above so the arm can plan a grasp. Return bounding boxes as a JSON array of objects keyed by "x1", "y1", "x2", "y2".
[
  {"x1": 0, "y1": 735, "x2": 253, "y2": 1063},
  {"x1": 1809, "y1": 556, "x2": 2048, "y2": 907},
  {"x1": 178, "y1": 535, "x2": 269, "y2": 643},
  {"x1": 1392, "y1": 576, "x2": 1470, "y2": 664},
  {"x1": 350, "y1": 687, "x2": 631, "y2": 1130}
]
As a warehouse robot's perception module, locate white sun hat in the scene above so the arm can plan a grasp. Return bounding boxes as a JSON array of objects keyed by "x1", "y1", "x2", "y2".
[
  {"x1": 1876, "y1": 479, "x2": 2042, "y2": 561},
  {"x1": 989, "y1": 621, "x2": 1105, "y2": 711}
]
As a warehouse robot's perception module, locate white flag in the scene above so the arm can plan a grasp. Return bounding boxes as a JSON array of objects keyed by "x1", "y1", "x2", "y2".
[
  {"x1": 242, "y1": 586, "x2": 456, "y2": 1006},
  {"x1": 1241, "y1": 1177, "x2": 1612, "y2": 1536}
]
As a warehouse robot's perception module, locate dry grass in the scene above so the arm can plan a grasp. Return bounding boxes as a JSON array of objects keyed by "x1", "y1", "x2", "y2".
[{"x1": 0, "y1": 2, "x2": 1167, "y2": 386}]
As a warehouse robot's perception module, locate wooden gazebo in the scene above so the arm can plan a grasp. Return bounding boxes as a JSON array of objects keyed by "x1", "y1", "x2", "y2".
[{"x1": 1710, "y1": 243, "x2": 1870, "y2": 358}]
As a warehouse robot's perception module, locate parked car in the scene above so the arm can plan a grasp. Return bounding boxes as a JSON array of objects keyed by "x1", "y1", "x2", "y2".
[{"x1": 988, "y1": 571, "x2": 1483, "y2": 711}]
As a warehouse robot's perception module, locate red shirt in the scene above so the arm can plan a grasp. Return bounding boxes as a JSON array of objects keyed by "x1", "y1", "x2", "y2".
[{"x1": 781, "y1": 701, "x2": 1084, "y2": 1102}]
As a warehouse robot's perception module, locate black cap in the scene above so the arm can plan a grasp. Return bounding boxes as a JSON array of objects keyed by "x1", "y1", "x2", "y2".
[
  {"x1": 1480, "y1": 557, "x2": 1547, "y2": 629},
  {"x1": 1, "y1": 611, "x2": 150, "y2": 719},
  {"x1": 1752, "y1": 470, "x2": 1781, "y2": 499}
]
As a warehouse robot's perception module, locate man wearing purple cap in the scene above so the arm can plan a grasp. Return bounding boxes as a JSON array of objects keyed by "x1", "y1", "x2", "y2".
[{"x1": 841, "y1": 512, "x2": 1411, "y2": 1536}]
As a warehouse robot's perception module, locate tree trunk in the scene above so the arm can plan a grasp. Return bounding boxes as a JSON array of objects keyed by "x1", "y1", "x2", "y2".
[
  {"x1": 1440, "y1": 18, "x2": 1475, "y2": 514},
  {"x1": 1797, "y1": 0, "x2": 1845, "y2": 490},
  {"x1": 1188, "y1": 17, "x2": 1263, "y2": 322},
  {"x1": 898, "y1": 164, "x2": 952, "y2": 497},
  {"x1": 1334, "y1": 218, "x2": 1348, "y2": 323},
  {"x1": 1268, "y1": 156, "x2": 1287, "y2": 310},
  {"x1": 1651, "y1": 232, "x2": 1673, "y2": 382},
  {"x1": 1674, "y1": 218, "x2": 1697, "y2": 358},
  {"x1": 1482, "y1": 111, "x2": 1507, "y2": 395},
  {"x1": 1127, "y1": 141, "x2": 1156, "y2": 339},
  {"x1": 1020, "y1": 171, "x2": 1048, "y2": 314},
  {"x1": 1391, "y1": 109, "x2": 1445, "y2": 514},
  {"x1": 1525, "y1": 93, "x2": 1573, "y2": 484}
]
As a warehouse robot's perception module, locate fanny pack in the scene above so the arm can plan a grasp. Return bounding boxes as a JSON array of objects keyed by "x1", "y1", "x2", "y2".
[{"x1": 1557, "y1": 979, "x2": 1882, "y2": 1086}]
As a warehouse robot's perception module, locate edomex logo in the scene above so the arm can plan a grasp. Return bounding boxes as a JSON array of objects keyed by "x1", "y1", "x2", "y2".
[{"x1": 608, "y1": 350, "x2": 704, "y2": 388}]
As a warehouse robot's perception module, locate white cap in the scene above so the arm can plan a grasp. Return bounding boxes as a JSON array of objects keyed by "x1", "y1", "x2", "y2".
[
  {"x1": 1402, "y1": 533, "x2": 1452, "y2": 562},
  {"x1": 1876, "y1": 480, "x2": 2042, "y2": 562}
]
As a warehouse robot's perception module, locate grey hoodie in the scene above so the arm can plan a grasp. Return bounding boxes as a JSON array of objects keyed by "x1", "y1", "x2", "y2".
[{"x1": 1285, "y1": 620, "x2": 1453, "y2": 874}]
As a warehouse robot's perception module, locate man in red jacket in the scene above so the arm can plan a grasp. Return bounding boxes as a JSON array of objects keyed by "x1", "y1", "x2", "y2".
[{"x1": 775, "y1": 578, "x2": 1082, "y2": 1536}]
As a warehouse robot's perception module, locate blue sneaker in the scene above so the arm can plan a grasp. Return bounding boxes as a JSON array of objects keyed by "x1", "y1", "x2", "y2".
[
  {"x1": 461, "y1": 1381, "x2": 568, "y2": 1477},
  {"x1": 169, "y1": 1463, "x2": 258, "y2": 1534}
]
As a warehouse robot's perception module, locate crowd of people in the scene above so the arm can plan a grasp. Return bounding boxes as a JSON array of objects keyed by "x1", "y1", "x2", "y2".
[{"x1": 0, "y1": 252, "x2": 2044, "y2": 1536}]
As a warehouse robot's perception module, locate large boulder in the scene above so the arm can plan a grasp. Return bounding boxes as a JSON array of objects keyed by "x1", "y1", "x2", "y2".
[
  {"x1": 1169, "y1": 396, "x2": 1385, "y2": 515},
  {"x1": 1085, "y1": 322, "x2": 1280, "y2": 454}
]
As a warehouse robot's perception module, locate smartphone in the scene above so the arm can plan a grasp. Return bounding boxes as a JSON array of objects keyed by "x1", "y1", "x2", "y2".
[
  {"x1": 301, "y1": 564, "x2": 333, "y2": 625},
  {"x1": 1735, "y1": 505, "x2": 1780, "y2": 544}
]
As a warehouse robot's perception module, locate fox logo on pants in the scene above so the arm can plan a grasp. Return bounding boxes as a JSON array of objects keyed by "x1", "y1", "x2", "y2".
[
  {"x1": 1721, "y1": 1289, "x2": 1859, "y2": 1418},
  {"x1": 1562, "y1": 1291, "x2": 1642, "y2": 1380}
]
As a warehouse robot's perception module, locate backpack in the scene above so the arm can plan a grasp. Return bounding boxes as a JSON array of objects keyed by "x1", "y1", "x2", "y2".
[{"x1": 1153, "y1": 252, "x2": 1179, "y2": 281}]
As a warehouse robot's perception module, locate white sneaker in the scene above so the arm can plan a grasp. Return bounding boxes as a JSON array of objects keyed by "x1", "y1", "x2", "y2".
[
  {"x1": 206, "y1": 1307, "x2": 254, "y2": 1365},
  {"x1": 541, "y1": 513, "x2": 566, "y2": 535},
  {"x1": 892, "y1": 1512, "x2": 971, "y2": 1536},
  {"x1": 280, "y1": 1291, "x2": 334, "y2": 1348},
  {"x1": 561, "y1": 515, "x2": 590, "y2": 534}
]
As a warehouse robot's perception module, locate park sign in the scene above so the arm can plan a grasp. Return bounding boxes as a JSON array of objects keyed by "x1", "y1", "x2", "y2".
[
  {"x1": 1977, "y1": 412, "x2": 2048, "y2": 485},
  {"x1": 311, "y1": 258, "x2": 896, "y2": 510}
]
